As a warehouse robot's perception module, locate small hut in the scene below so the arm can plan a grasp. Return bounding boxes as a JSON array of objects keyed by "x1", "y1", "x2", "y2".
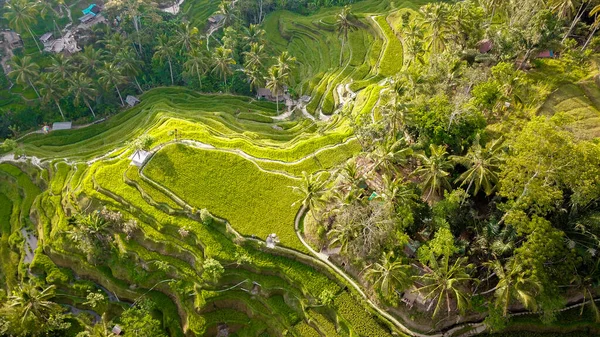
[
  {"x1": 129, "y1": 150, "x2": 150, "y2": 167},
  {"x1": 5, "y1": 31, "x2": 22, "y2": 48},
  {"x1": 537, "y1": 50, "x2": 555, "y2": 58},
  {"x1": 478, "y1": 39, "x2": 493, "y2": 54},
  {"x1": 126, "y1": 95, "x2": 140, "y2": 107},
  {"x1": 256, "y1": 88, "x2": 272, "y2": 100},
  {"x1": 208, "y1": 14, "x2": 225, "y2": 25},
  {"x1": 40, "y1": 32, "x2": 54, "y2": 44},
  {"x1": 111, "y1": 325, "x2": 122, "y2": 335},
  {"x1": 52, "y1": 122, "x2": 73, "y2": 131},
  {"x1": 79, "y1": 13, "x2": 96, "y2": 24},
  {"x1": 266, "y1": 233, "x2": 280, "y2": 249}
]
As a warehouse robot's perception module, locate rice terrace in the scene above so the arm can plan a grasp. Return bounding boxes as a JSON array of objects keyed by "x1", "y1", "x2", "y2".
[{"x1": 1, "y1": 0, "x2": 600, "y2": 336}]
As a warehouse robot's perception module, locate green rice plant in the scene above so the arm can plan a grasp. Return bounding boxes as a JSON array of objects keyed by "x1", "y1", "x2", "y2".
[{"x1": 334, "y1": 292, "x2": 393, "y2": 337}]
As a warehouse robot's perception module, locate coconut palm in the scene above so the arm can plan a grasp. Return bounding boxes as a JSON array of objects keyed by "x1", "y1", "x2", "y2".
[
  {"x1": 8, "y1": 282, "x2": 61, "y2": 322},
  {"x1": 365, "y1": 252, "x2": 413, "y2": 301},
  {"x1": 101, "y1": 32, "x2": 131, "y2": 56},
  {"x1": 420, "y1": 3, "x2": 450, "y2": 54},
  {"x1": 328, "y1": 214, "x2": 359, "y2": 254},
  {"x1": 243, "y1": 67, "x2": 264, "y2": 93},
  {"x1": 82, "y1": 313, "x2": 117, "y2": 337},
  {"x1": 336, "y1": 6, "x2": 357, "y2": 66},
  {"x1": 98, "y1": 62, "x2": 127, "y2": 106},
  {"x1": 38, "y1": 73, "x2": 66, "y2": 120},
  {"x1": 8, "y1": 55, "x2": 40, "y2": 98},
  {"x1": 265, "y1": 65, "x2": 285, "y2": 114},
  {"x1": 211, "y1": 46, "x2": 236, "y2": 87},
  {"x1": 77, "y1": 46, "x2": 105, "y2": 76},
  {"x1": 184, "y1": 48, "x2": 207, "y2": 89},
  {"x1": 416, "y1": 255, "x2": 476, "y2": 317},
  {"x1": 276, "y1": 51, "x2": 296, "y2": 81},
  {"x1": 243, "y1": 24, "x2": 266, "y2": 46},
  {"x1": 218, "y1": 0, "x2": 236, "y2": 27},
  {"x1": 69, "y1": 72, "x2": 98, "y2": 118},
  {"x1": 413, "y1": 144, "x2": 453, "y2": 201},
  {"x1": 485, "y1": 259, "x2": 542, "y2": 316},
  {"x1": 243, "y1": 42, "x2": 265, "y2": 70},
  {"x1": 379, "y1": 175, "x2": 418, "y2": 211},
  {"x1": 115, "y1": 48, "x2": 144, "y2": 93},
  {"x1": 291, "y1": 171, "x2": 327, "y2": 221},
  {"x1": 154, "y1": 34, "x2": 177, "y2": 85},
  {"x1": 451, "y1": 137, "x2": 505, "y2": 197},
  {"x1": 47, "y1": 54, "x2": 72, "y2": 80},
  {"x1": 3, "y1": 0, "x2": 42, "y2": 52},
  {"x1": 369, "y1": 137, "x2": 412, "y2": 176},
  {"x1": 175, "y1": 22, "x2": 200, "y2": 52}
]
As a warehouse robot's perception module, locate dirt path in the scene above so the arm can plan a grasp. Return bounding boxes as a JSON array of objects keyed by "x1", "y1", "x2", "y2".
[{"x1": 0, "y1": 32, "x2": 16, "y2": 76}]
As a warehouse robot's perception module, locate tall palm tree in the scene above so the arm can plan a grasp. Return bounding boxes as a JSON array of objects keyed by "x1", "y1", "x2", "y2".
[
  {"x1": 291, "y1": 171, "x2": 327, "y2": 221},
  {"x1": 101, "y1": 32, "x2": 131, "y2": 56},
  {"x1": 8, "y1": 55, "x2": 40, "y2": 98},
  {"x1": 335, "y1": 6, "x2": 356, "y2": 66},
  {"x1": 78, "y1": 46, "x2": 105, "y2": 76},
  {"x1": 265, "y1": 65, "x2": 284, "y2": 114},
  {"x1": 175, "y1": 22, "x2": 200, "y2": 52},
  {"x1": 413, "y1": 144, "x2": 453, "y2": 201},
  {"x1": 365, "y1": 252, "x2": 413, "y2": 301},
  {"x1": 242, "y1": 42, "x2": 265, "y2": 70},
  {"x1": 243, "y1": 67, "x2": 264, "y2": 93},
  {"x1": 369, "y1": 137, "x2": 412, "y2": 176},
  {"x1": 4, "y1": 0, "x2": 42, "y2": 52},
  {"x1": 184, "y1": 48, "x2": 207, "y2": 89},
  {"x1": 8, "y1": 282, "x2": 61, "y2": 322},
  {"x1": 420, "y1": 3, "x2": 450, "y2": 54},
  {"x1": 47, "y1": 54, "x2": 72, "y2": 80},
  {"x1": 416, "y1": 255, "x2": 476, "y2": 317},
  {"x1": 276, "y1": 51, "x2": 296, "y2": 81},
  {"x1": 82, "y1": 313, "x2": 117, "y2": 337},
  {"x1": 451, "y1": 137, "x2": 504, "y2": 197},
  {"x1": 211, "y1": 46, "x2": 236, "y2": 87},
  {"x1": 486, "y1": 259, "x2": 542, "y2": 316},
  {"x1": 98, "y1": 62, "x2": 127, "y2": 106},
  {"x1": 115, "y1": 48, "x2": 144, "y2": 93},
  {"x1": 218, "y1": 0, "x2": 236, "y2": 27},
  {"x1": 153, "y1": 34, "x2": 177, "y2": 85},
  {"x1": 243, "y1": 24, "x2": 266, "y2": 46},
  {"x1": 328, "y1": 220, "x2": 357, "y2": 254},
  {"x1": 38, "y1": 73, "x2": 66, "y2": 120},
  {"x1": 380, "y1": 175, "x2": 418, "y2": 211},
  {"x1": 69, "y1": 72, "x2": 98, "y2": 118}
]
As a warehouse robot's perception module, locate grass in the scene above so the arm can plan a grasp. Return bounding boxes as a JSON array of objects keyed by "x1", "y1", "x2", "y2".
[{"x1": 143, "y1": 144, "x2": 303, "y2": 251}]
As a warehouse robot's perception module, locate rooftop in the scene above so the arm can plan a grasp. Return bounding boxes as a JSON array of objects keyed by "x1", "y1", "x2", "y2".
[{"x1": 52, "y1": 122, "x2": 73, "y2": 131}]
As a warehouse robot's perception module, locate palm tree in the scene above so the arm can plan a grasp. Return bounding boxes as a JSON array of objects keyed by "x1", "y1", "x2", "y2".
[
  {"x1": 98, "y1": 62, "x2": 127, "y2": 106},
  {"x1": 379, "y1": 175, "x2": 418, "y2": 211},
  {"x1": 243, "y1": 67, "x2": 264, "y2": 93},
  {"x1": 101, "y1": 32, "x2": 131, "y2": 56},
  {"x1": 328, "y1": 221, "x2": 357, "y2": 254},
  {"x1": 82, "y1": 313, "x2": 117, "y2": 337},
  {"x1": 336, "y1": 6, "x2": 356, "y2": 66},
  {"x1": 265, "y1": 65, "x2": 284, "y2": 114},
  {"x1": 175, "y1": 22, "x2": 200, "y2": 52},
  {"x1": 8, "y1": 282, "x2": 61, "y2": 322},
  {"x1": 369, "y1": 137, "x2": 412, "y2": 176},
  {"x1": 420, "y1": 3, "x2": 450, "y2": 54},
  {"x1": 8, "y1": 55, "x2": 40, "y2": 98},
  {"x1": 243, "y1": 24, "x2": 266, "y2": 46},
  {"x1": 402, "y1": 21, "x2": 425, "y2": 66},
  {"x1": 451, "y1": 137, "x2": 504, "y2": 197},
  {"x1": 485, "y1": 259, "x2": 542, "y2": 316},
  {"x1": 211, "y1": 46, "x2": 236, "y2": 87},
  {"x1": 291, "y1": 171, "x2": 327, "y2": 221},
  {"x1": 416, "y1": 255, "x2": 476, "y2": 317},
  {"x1": 78, "y1": 46, "x2": 105, "y2": 75},
  {"x1": 243, "y1": 42, "x2": 265, "y2": 70},
  {"x1": 413, "y1": 144, "x2": 453, "y2": 201},
  {"x1": 218, "y1": 0, "x2": 236, "y2": 27},
  {"x1": 4, "y1": 0, "x2": 42, "y2": 52},
  {"x1": 184, "y1": 48, "x2": 207, "y2": 89},
  {"x1": 276, "y1": 51, "x2": 296, "y2": 81},
  {"x1": 47, "y1": 54, "x2": 72, "y2": 80},
  {"x1": 365, "y1": 252, "x2": 413, "y2": 301},
  {"x1": 38, "y1": 73, "x2": 66, "y2": 120},
  {"x1": 154, "y1": 35, "x2": 177, "y2": 85},
  {"x1": 115, "y1": 48, "x2": 144, "y2": 93},
  {"x1": 69, "y1": 72, "x2": 98, "y2": 118}
]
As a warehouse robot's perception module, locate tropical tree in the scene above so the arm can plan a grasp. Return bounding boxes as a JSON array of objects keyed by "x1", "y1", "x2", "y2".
[
  {"x1": 153, "y1": 35, "x2": 177, "y2": 85},
  {"x1": 78, "y1": 46, "x2": 105, "y2": 76},
  {"x1": 69, "y1": 72, "x2": 98, "y2": 118},
  {"x1": 243, "y1": 24, "x2": 266, "y2": 46},
  {"x1": 183, "y1": 48, "x2": 207, "y2": 89},
  {"x1": 485, "y1": 259, "x2": 542, "y2": 316},
  {"x1": 3, "y1": 0, "x2": 42, "y2": 52},
  {"x1": 451, "y1": 136, "x2": 505, "y2": 197},
  {"x1": 105, "y1": 0, "x2": 157, "y2": 54},
  {"x1": 47, "y1": 54, "x2": 72, "y2": 80},
  {"x1": 291, "y1": 171, "x2": 327, "y2": 221},
  {"x1": 276, "y1": 51, "x2": 296, "y2": 81},
  {"x1": 335, "y1": 6, "x2": 357, "y2": 66},
  {"x1": 420, "y1": 3, "x2": 451, "y2": 54},
  {"x1": 8, "y1": 55, "x2": 40, "y2": 98},
  {"x1": 243, "y1": 42, "x2": 266, "y2": 70},
  {"x1": 7, "y1": 282, "x2": 62, "y2": 322},
  {"x1": 115, "y1": 48, "x2": 144, "y2": 93},
  {"x1": 218, "y1": 0, "x2": 237, "y2": 27},
  {"x1": 413, "y1": 144, "x2": 453, "y2": 201},
  {"x1": 365, "y1": 252, "x2": 413, "y2": 302},
  {"x1": 416, "y1": 255, "x2": 476, "y2": 317},
  {"x1": 211, "y1": 46, "x2": 236, "y2": 87},
  {"x1": 368, "y1": 137, "x2": 412, "y2": 176},
  {"x1": 243, "y1": 67, "x2": 264, "y2": 93},
  {"x1": 38, "y1": 73, "x2": 66, "y2": 120},
  {"x1": 174, "y1": 22, "x2": 200, "y2": 52},
  {"x1": 265, "y1": 65, "x2": 284, "y2": 114},
  {"x1": 328, "y1": 220, "x2": 357, "y2": 254},
  {"x1": 98, "y1": 62, "x2": 127, "y2": 106}
]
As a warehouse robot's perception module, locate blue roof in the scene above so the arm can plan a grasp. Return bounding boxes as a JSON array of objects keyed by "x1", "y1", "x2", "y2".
[{"x1": 82, "y1": 4, "x2": 98, "y2": 16}]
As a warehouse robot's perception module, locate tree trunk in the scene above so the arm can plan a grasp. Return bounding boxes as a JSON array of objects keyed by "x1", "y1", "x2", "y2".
[
  {"x1": 340, "y1": 38, "x2": 345, "y2": 66},
  {"x1": 259, "y1": 0, "x2": 263, "y2": 24},
  {"x1": 134, "y1": 77, "x2": 143, "y2": 93},
  {"x1": 133, "y1": 16, "x2": 143, "y2": 55},
  {"x1": 55, "y1": 100, "x2": 65, "y2": 120},
  {"x1": 27, "y1": 26, "x2": 42, "y2": 53},
  {"x1": 196, "y1": 67, "x2": 202, "y2": 89},
  {"x1": 276, "y1": 90, "x2": 279, "y2": 114},
  {"x1": 86, "y1": 100, "x2": 96, "y2": 118},
  {"x1": 582, "y1": 24, "x2": 598, "y2": 51},
  {"x1": 518, "y1": 48, "x2": 533, "y2": 70},
  {"x1": 562, "y1": 2, "x2": 589, "y2": 44},
  {"x1": 168, "y1": 58, "x2": 174, "y2": 85},
  {"x1": 114, "y1": 83, "x2": 125, "y2": 106},
  {"x1": 28, "y1": 79, "x2": 40, "y2": 98}
]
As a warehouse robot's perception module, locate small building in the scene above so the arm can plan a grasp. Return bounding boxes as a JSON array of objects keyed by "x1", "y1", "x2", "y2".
[
  {"x1": 111, "y1": 325, "x2": 122, "y2": 335},
  {"x1": 129, "y1": 150, "x2": 150, "y2": 167},
  {"x1": 5, "y1": 31, "x2": 22, "y2": 48},
  {"x1": 52, "y1": 121, "x2": 73, "y2": 131},
  {"x1": 126, "y1": 95, "x2": 140, "y2": 107},
  {"x1": 256, "y1": 88, "x2": 271, "y2": 100},
  {"x1": 79, "y1": 13, "x2": 96, "y2": 24},
  {"x1": 478, "y1": 39, "x2": 493, "y2": 54},
  {"x1": 537, "y1": 50, "x2": 555, "y2": 58},
  {"x1": 40, "y1": 32, "x2": 53, "y2": 44},
  {"x1": 266, "y1": 233, "x2": 280, "y2": 249},
  {"x1": 208, "y1": 14, "x2": 225, "y2": 24},
  {"x1": 82, "y1": 4, "x2": 100, "y2": 16}
]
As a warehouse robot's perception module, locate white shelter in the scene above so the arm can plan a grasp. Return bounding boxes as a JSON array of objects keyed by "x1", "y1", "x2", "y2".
[{"x1": 129, "y1": 150, "x2": 150, "y2": 167}]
